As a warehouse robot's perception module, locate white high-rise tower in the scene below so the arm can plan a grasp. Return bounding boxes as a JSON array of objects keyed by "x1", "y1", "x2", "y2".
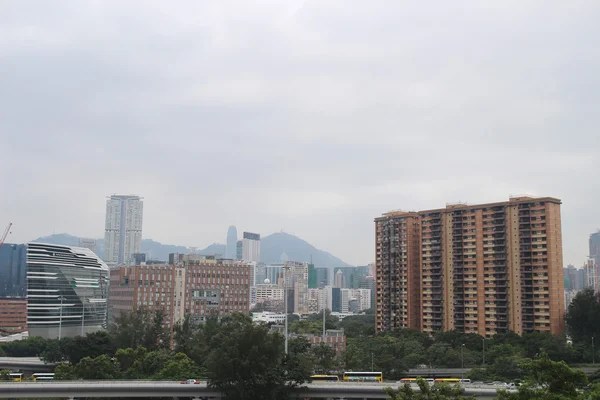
[
  {"x1": 104, "y1": 195, "x2": 143, "y2": 266},
  {"x1": 242, "y1": 232, "x2": 260, "y2": 262}
]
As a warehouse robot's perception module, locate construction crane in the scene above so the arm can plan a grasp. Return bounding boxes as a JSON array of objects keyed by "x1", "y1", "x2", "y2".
[{"x1": 0, "y1": 222, "x2": 12, "y2": 250}]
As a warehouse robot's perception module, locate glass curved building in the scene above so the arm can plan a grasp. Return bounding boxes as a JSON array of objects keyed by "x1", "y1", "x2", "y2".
[{"x1": 26, "y1": 243, "x2": 109, "y2": 339}]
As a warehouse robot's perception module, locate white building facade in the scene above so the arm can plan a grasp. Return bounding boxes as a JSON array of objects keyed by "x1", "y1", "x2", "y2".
[
  {"x1": 255, "y1": 283, "x2": 285, "y2": 303},
  {"x1": 252, "y1": 311, "x2": 286, "y2": 324},
  {"x1": 242, "y1": 232, "x2": 260, "y2": 263},
  {"x1": 104, "y1": 195, "x2": 143, "y2": 266}
]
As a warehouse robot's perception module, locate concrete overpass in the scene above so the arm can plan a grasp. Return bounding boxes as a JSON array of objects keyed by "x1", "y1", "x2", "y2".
[
  {"x1": 404, "y1": 366, "x2": 599, "y2": 377},
  {"x1": 0, "y1": 381, "x2": 503, "y2": 399},
  {"x1": 0, "y1": 357, "x2": 596, "y2": 377},
  {"x1": 0, "y1": 357, "x2": 56, "y2": 372}
]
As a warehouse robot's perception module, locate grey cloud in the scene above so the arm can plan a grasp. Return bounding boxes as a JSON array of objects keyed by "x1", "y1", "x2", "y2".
[{"x1": 1, "y1": 0, "x2": 599, "y2": 265}]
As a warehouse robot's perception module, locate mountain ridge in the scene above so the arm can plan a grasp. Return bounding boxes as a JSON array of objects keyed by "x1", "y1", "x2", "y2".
[{"x1": 31, "y1": 232, "x2": 353, "y2": 268}]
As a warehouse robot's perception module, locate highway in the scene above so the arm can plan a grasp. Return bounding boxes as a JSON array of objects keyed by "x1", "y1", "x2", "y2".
[
  {"x1": 1, "y1": 357, "x2": 596, "y2": 377},
  {"x1": 405, "y1": 366, "x2": 599, "y2": 376},
  {"x1": 0, "y1": 357, "x2": 56, "y2": 372},
  {"x1": 0, "y1": 356, "x2": 596, "y2": 378},
  {"x1": 0, "y1": 381, "x2": 504, "y2": 399}
]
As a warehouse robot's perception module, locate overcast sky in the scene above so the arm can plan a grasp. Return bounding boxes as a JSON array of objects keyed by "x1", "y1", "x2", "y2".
[{"x1": 1, "y1": 1, "x2": 599, "y2": 266}]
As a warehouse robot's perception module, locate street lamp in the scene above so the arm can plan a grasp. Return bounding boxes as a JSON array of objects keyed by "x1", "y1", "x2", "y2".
[
  {"x1": 371, "y1": 352, "x2": 374, "y2": 372},
  {"x1": 283, "y1": 266, "x2": 290, "y2": 355},
  {"x1": 322, "y1": 289, "x2": 328, "y2": 342},
  {"x1": 80, "y1": 295, "x2": 86, "y2": 337},
  {"x1": 58, "y1": 296, "x2": 66, "y2": 340},
  {"x1": 593, "y1": 336, "x2": 595, "y2": 365},
  {"x1": 461, "y1": 344, "x2": 465, "y2": 369}
]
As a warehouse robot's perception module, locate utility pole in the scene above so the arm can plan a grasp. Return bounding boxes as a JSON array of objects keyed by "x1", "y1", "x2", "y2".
[
  {"x1": 80, "y1": 295, "x2": 86, "y2": 337},
  {"x1": 322, "y1": 306, "x2": 326, "y2": 342},
  {"x1": 284, "y1": 267, "x2": 289, "y2": 355},
  {"x1": 322, "y1": 288, "x2": 328, "y2": 342},
  {"x1": 593, "y1": 336, "x2": 595, "y2": 365},
  {"x1": 58, "y1": 296, "x2": 65, "y2": 340},
  {"x1": 461, "y1": 344, "x2": 465, "y2": 369}
]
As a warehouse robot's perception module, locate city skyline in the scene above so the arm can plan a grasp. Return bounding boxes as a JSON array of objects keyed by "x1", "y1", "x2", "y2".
[
  {"x1": 7, "y1": 210, "x2": 600, "y2": 269},
  {"x1": 2, "y1": 1, "x2": 599, "y2": 267}
]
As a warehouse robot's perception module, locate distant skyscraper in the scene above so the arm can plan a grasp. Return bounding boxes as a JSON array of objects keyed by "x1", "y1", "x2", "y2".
[
  {"x1": 242, "y1": 232, "x2": 260, "y2": 262},
  {"x1": 359, "y1": 275, "x2": 376, "y2": 311},
  {"x1": 584, "y1": 258, "x2": 599, "y2": 293},
  {"x1": 104, "y1": 195, "x2": 143, "y2": 266},
  {"x1": 236, "y1": 240, "x2": 243, "y2": 260},
  {"x1": 334, "y1": 269, "x2": 345, "y2": 288},
  {"x1": 225, "y1": 226, "x2": 238, "y2": 259},
  {"x1": 591, "y1": 231, "x2": 600, "y2": 271},
  {"x1": 316, "y1": 267, "x2": 329, "y2": 287},
  {"x1": 564, "y1": 264, "x2": 577, "y2": 291},
  {"x1": 308, "y1": 264, "x2": 317, "y2": 289}
]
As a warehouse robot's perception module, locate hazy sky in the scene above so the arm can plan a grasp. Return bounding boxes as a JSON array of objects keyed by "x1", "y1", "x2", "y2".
[{"x1": 1, "y1": 1, "x2": 599, "y2": 266}]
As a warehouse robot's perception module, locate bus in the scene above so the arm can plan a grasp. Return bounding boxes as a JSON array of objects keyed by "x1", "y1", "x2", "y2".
[
  {"x1": 343, "y1": 371, "x2": 383, "y2": 382},
  {"x1": 310, "y1": 375, "x2": 340, "y2": 382},
  {"x1": 434, "y1": 378, "x2": 461, "y2": 383},
  {"x1": 9, "y1": 373, "x2": 23, "y2": 382},
  {"x1": 32, "y1": 373, "x2": 55, "y2": 381}
]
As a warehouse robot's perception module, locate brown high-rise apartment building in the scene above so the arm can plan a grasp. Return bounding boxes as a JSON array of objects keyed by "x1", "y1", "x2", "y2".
[
  {"x1": 374, "y1": 212, "x2": 421, "y2": 331},
  {"x1": 108, "y1": 256, "x2": 251, "y2": 337},
  {"x1": 375, "y1": 196, "x2": 564, "y2": 337}
]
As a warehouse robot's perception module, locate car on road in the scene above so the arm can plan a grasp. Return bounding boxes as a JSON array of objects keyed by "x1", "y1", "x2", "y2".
[{"x1": 181, "y1": 379, "x2": 200, "y2": 384}]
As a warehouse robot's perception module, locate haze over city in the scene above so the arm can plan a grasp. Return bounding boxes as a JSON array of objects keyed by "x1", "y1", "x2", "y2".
[{"x1": 2, "y1": 1, "x2": 599, "y2": 267}]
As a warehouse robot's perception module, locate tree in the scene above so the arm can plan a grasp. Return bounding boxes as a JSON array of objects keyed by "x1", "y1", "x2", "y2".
[
  {"x1": 0, "y1": 336, "x2": 50, "y2": 357},
  {"x1": 428, "y1": 343, "x2": 461, "y2": 368},
  {"x1": 134, "y1": 349, "x2": 173, "y2": 379},
  {"x1": 520, "y1": 332, "x2": 569, "y2": 361},
  {"x1": 109, "y1": 308, "x2": 170, "y2": 351},
  {"x1": 51, "y1": 331, "x2": 117, "y2": 365},
  {"x1": 384, "y1": 378, "x2": 473, "y2": 400},
  {"x1": 0, "y1": 370, "x2": 10, "y2": 381},
  {"x1": 338, "y1": 319, "x2": 375, "y2": 338},
  {"x1": 287, "y1": 313, "x2": 300, "y2": 323},
  {"x1": 173, "y1": 314, "x2": 196, "y2": 354},
  {"x1": 465, "y1": 367, "x2": 493, "y2": 382},
  {"x1": 310, "y1": 343, "x2": 338, "y2": 374},
  {"x1": 567, "y1": 289, "x2": 600, "y2": 349},
  {"x1": 284, "y1": 336, "x2": 314, "y2": 384},
  {"x1": 204, "y1": 313, "x2": 311, "y2": 400},
  {"x1": 40, "y1": 339, "x2": 63, "y2": 363},
  {"x1": 157, "y1": 352, "x2": 203, "y2": 381},
  {"x1": 73, "y1": 355, "x2": 121, "y2": 380},
  {"x1": 307, "y1": 309, "x2": 339, "y2": 324},
  {"x1": 145, "y1": 308, "x2": 171, "y2": 350},
  {"x1": 471, "y1": 344, "x2": 527, "y2": 381},
  {"x1": 53, "y1": 364, "x2": 76, "y2": 380},
  {"x1": 496, "y1": 354, "x2": 588, "y2": 400},
  {"x1": 434, "y1": 331, "x2": 484, "y2": 353}
]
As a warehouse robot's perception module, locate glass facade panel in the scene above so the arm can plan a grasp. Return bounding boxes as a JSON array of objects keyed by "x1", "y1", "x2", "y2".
[
  {"x1": 0, "y1": 244, "x2": 27, "y2": 298},
  {"x1": 26, "y1": 243, "x2": 109, "y2": 338}
]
